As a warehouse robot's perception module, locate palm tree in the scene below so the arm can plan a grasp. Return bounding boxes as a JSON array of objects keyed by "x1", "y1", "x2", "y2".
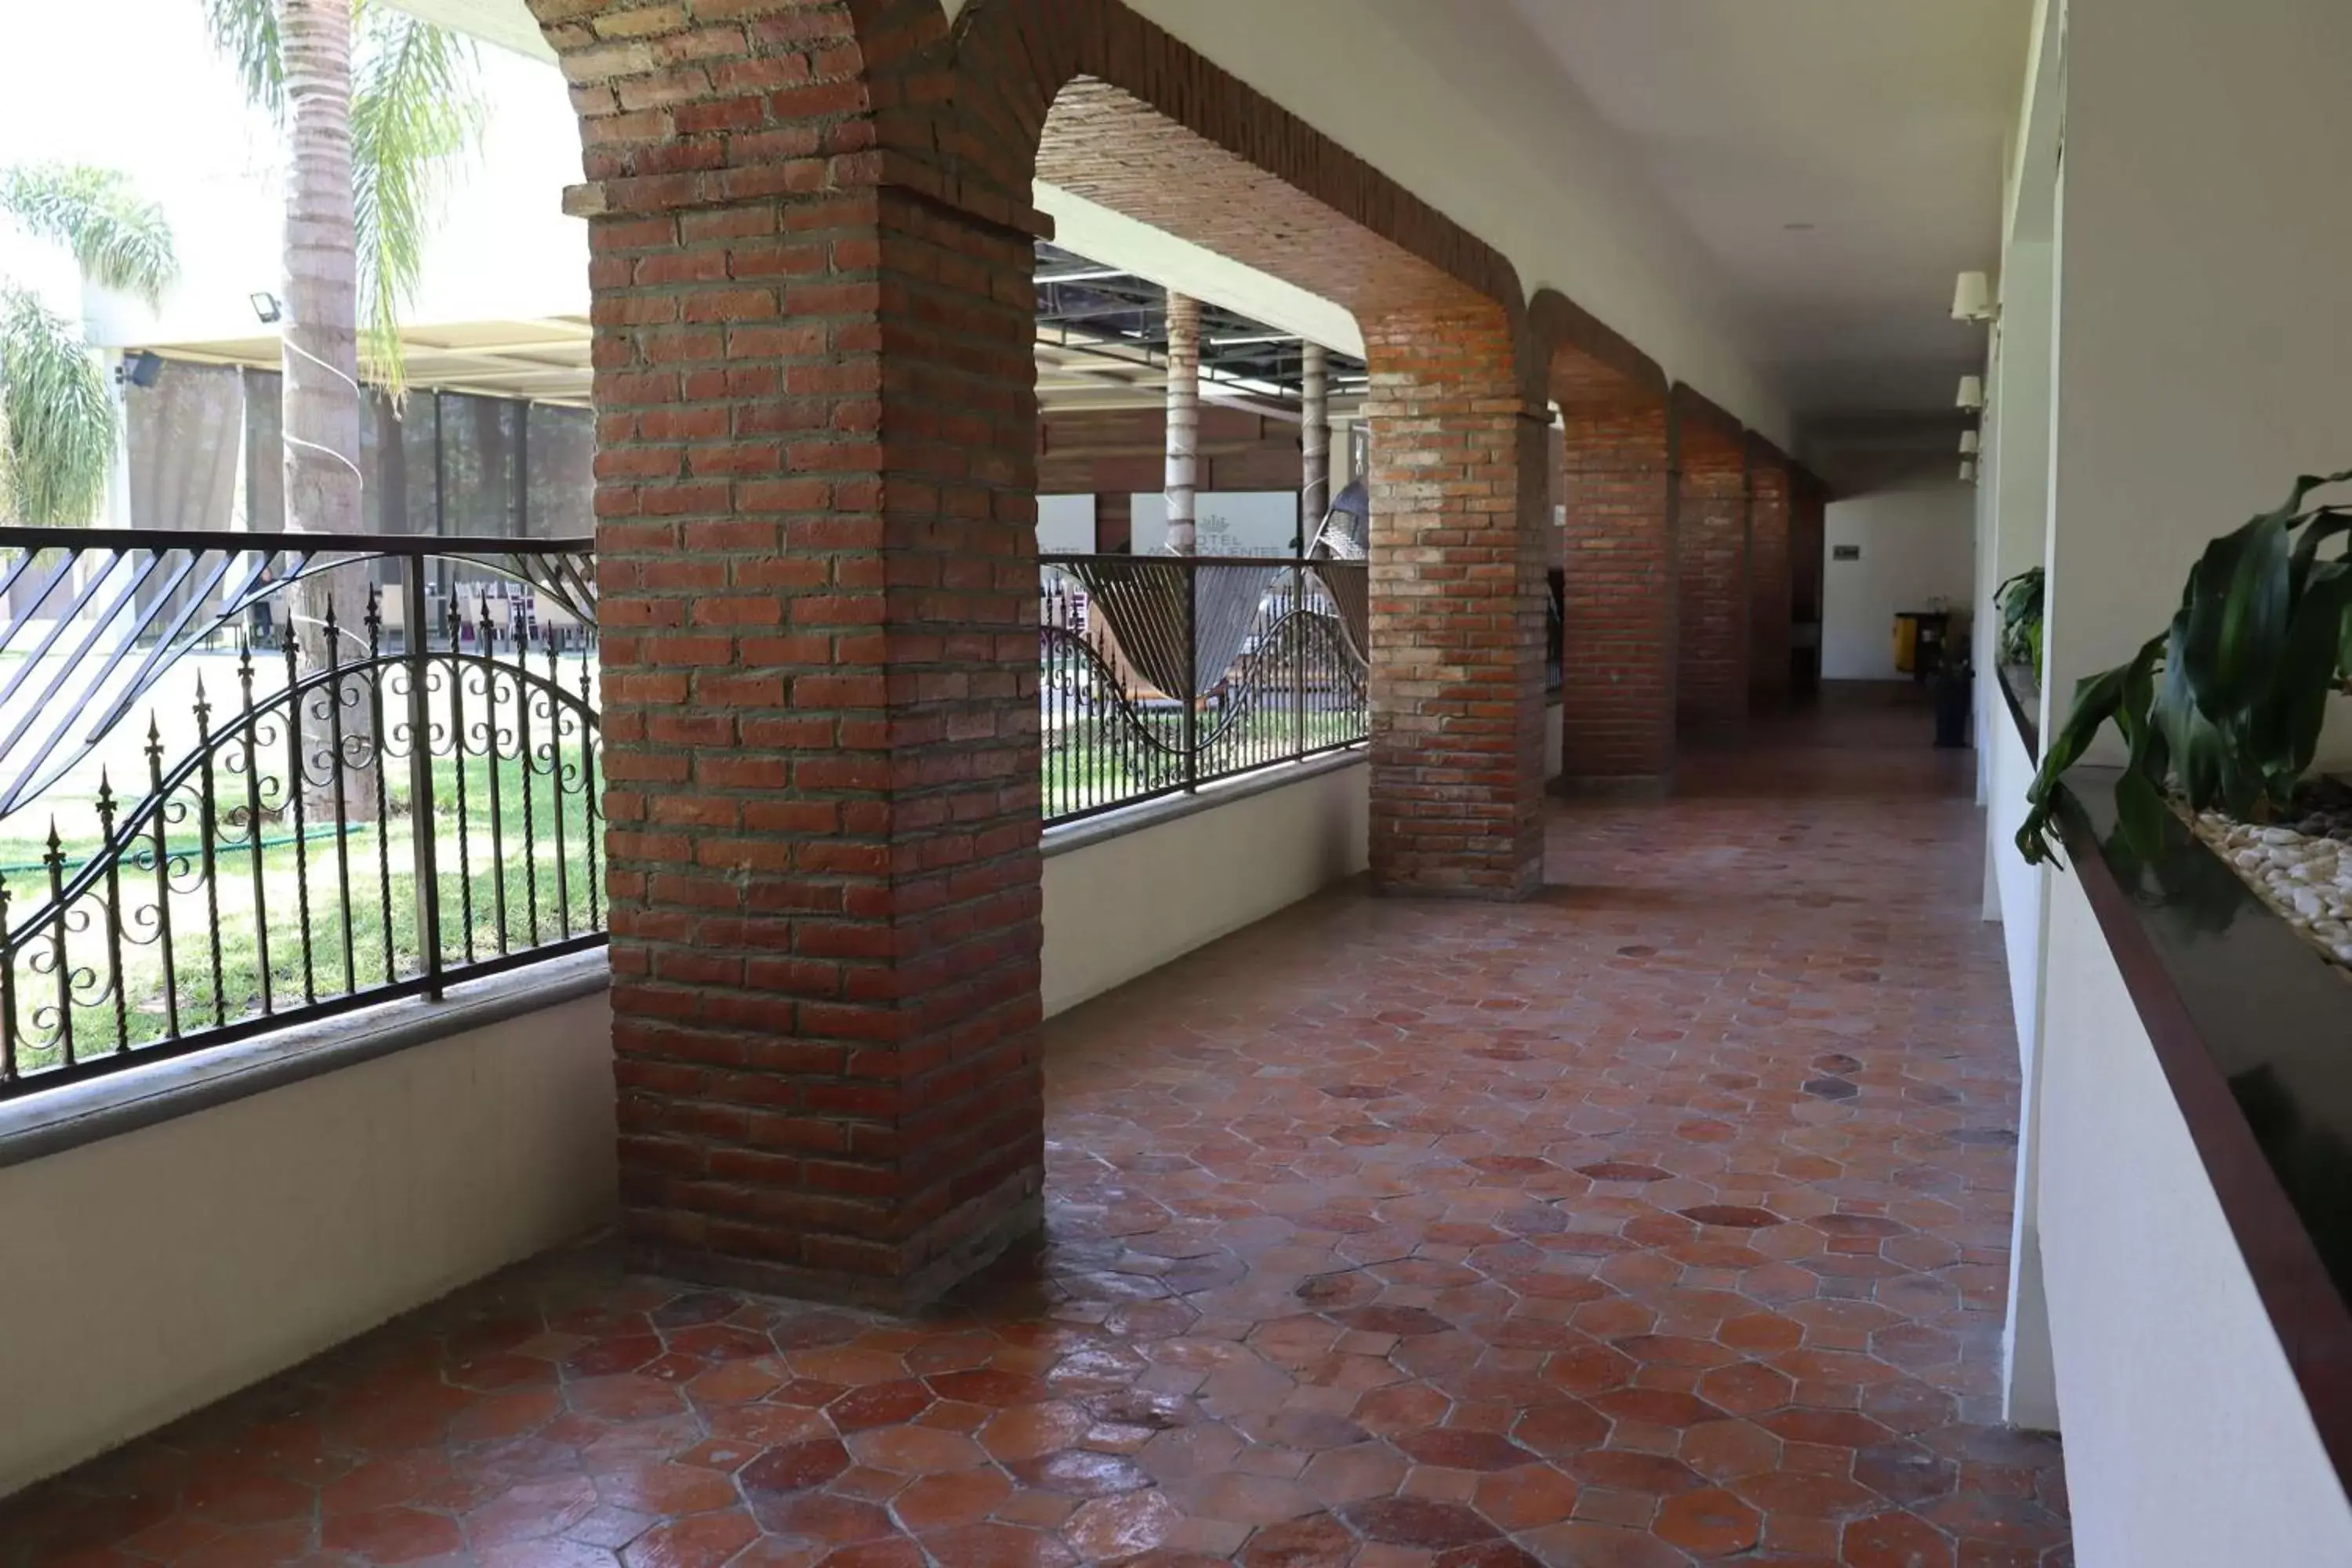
[
  {"x1": 201, "y1": 0, "x2": 481, "y2": 535},
  {"x1": 203, "y1": 0, "x2": 481, "y2": 810},
  {"x1": 0, "y1": 165, "x2": 178, "y2": 525}
]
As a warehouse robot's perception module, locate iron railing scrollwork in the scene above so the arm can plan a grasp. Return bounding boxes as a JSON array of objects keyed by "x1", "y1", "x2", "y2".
[
  {"x1": 1040, "y1": 554, "x2": 1370, "y2": 826},
  {"x1": 0, "y1": 529, "x2": 601, "y2": 1098}
]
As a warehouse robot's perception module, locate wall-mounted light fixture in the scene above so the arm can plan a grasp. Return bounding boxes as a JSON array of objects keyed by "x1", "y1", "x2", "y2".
[
  {"x1": 1959, "y1": 430, "x2": 1980, "y2": 456},
  {"x1": 249, "y1": 291, "x2": 282, "y2": 324},
  {"x1": 1951, "y1": 270, "x2": 1996, "y2": 323},
  {"x1": 1957, "y1": 374, "x2": 1985, "y2": 412},
  {"x1": 1960, "y1": 458, "x2": 1978, "y2": 483}
]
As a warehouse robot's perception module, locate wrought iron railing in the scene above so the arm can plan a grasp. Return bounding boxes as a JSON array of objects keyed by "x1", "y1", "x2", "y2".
[
  {"x1": 0, "y1": 528, "x2": 600, "y2": 1097},
  {"x1": 1040, "y1": 554, "x2": 1369, "y2": 826},
  {"x1": 1547, "y1": 567, "x2": 1565, "y2": 694}
]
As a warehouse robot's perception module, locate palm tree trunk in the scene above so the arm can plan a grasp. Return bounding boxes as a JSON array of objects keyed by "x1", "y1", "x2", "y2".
[
  {"x1": 1163, "y1": 292, "x2": 1200, "y2": 556},
  {"x1": 282, "y1": 0, "x2": 361, "y2": 537},
  {"x1": 1301, "y1": 341, "x2": 1329, "y2": 554},
  {"x1": 281, "y1": 0, "x2": 374, "y2": 815}
]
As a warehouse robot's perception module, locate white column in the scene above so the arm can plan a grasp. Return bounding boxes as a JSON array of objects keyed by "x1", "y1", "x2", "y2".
[
  {"x1": 1300, "y1": 341, "x2": 1329, "y2": 550},
  {"x1": 1163, "y1": 292, "x2": 1199, "y2": 554}
]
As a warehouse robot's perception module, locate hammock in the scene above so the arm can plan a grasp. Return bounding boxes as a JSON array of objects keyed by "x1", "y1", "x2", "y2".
[
  {"x1": 1063, "y1": 557, "x2": 1281, "y2": 700},
  {"x1": 1308, "y1": 477, "x2": 1371, "y2": 661},
  {"x1": 1311, "y1": 477, "x2": 1370, "y2": 560},
  {"x1": 1308, "y1": 561, "x2": 1370, "y2": 666}
]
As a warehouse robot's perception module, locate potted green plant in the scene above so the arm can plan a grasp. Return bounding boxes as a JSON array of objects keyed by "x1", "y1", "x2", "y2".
[
  {"x1": 2018, "y1": 469, "x2": 2352, "y2": 867},
  {"x1": 1995, "y1": 566, "x2": 2044, "y2": 681}
]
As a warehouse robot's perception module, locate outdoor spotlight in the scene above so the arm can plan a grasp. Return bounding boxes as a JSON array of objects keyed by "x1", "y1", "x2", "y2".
[
  {"x1": 1959, "y1": 430, "x2": 1980, "y2": 456},
  {"x1": 1957, "y1": 375, "x2": 1985, "y2": 412},
  {"x1": 1951, "y1": 270, "x2": 1996, "y2": 323},
  {"x1": 121, "y1": 350, "x2": 163, "y2": 389},
  {"x1": 249, "y1": 291, "x2": 282, "y2": 324}
]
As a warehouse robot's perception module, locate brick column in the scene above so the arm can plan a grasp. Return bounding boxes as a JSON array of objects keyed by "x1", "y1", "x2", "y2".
[
  {"x1": 1558, "y1": 401, "x2": 1676, "y2": 790},
  {"x1": 1747, "y1": 437, "x2": 1793, "y2": 707},
  {"x1": 557, "y1": 6, "x2": 1046, "y2": 1308},
  {"x1": 1673, "y1": 387, "x2": 1751, "y2": 730},
  {"x1": 1363, "y1": 304, "x2": 1546, "y2": 898}
]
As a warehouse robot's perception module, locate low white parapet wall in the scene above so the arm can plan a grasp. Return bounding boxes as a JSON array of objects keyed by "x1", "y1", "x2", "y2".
[
  {"x1": 0, "y1": 959, "x2": 615, "y2": 1499},
  {"x1": 2038, "y1": 869, "x2": 2352, "y2": 1564},
  {"x1": 1043, "y1": 752, "x2": 1369, "y2": 1017}
]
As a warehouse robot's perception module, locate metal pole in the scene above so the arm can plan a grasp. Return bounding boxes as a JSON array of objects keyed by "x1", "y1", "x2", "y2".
[
  {"x1": 1291, "y1": 559, "x2": 1306, "y2": 757},
  {"x1": 402, "y1": 555, "x2": 443, "y2": 996},
  {"x1": 1183, "y1": 557, "x2": 1199, "y2": 794}
]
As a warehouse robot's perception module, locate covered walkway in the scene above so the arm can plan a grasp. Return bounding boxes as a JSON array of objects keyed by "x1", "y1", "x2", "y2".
[{"x1": 0, "y1": 694, "x2": 2067, "y2": 1566}]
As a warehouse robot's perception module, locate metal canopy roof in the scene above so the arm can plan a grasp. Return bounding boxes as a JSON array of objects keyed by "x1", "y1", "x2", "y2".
[{"x1": 128, "y1": 246, "x2": 1363, "y2": 420}]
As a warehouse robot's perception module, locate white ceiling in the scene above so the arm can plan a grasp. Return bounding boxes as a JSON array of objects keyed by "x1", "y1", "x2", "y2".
[{"x1": 1506, "y1": 0, "x2": 2031, "y2": 429}]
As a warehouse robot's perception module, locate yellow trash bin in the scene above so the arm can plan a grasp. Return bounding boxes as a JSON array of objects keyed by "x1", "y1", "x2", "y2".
[{"x1": 1893, "y1": 613, "x2": 1920, "y2": 675}]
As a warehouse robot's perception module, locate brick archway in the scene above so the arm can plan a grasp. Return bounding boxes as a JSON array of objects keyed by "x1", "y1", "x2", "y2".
[
  {"x1": 938, "y1": 7, "x2": 1553, "y2": 898},
  {"x1": 533, "y1": 0, "x2": 1555, "y2": 1302},
  {"x1": 1528, "y1": 289, "x2": 1677, "y2": 794},
  {"x1": 1671, "y1": 385, "x2": 1751, "y2": 731}
]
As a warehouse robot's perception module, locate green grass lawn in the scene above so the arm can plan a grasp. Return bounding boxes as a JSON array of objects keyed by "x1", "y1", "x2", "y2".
[
  {"x1": 2, "y1": 645, "x2": 1363, "y2": 1081},
  {"x1": 2, "y1": 750, "x2": 597, "y2": 1078}
]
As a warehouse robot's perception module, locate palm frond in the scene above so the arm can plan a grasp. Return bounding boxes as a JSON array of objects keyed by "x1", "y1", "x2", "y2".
[
  {"x1": 350, "y1": 3, "x2": 482, "y2": 394},
  {"x1": 0, "y1": 287, "x2": 118, "y2": 527},
  {"x1": 200, "y1": 0, "x2": 286, "y2": 119},
  {"x1": 0, "y1": 165, "x2": 180, "y2": 307}
]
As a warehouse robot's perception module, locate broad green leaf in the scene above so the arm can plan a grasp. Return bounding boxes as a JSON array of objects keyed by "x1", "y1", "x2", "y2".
[
  {"x1": 2262, "y1": 558, "x2": 2352, "y2": 780},
  {"x1": 2288, "y1": 505, "x2": 2352, "y2": 580},
  {"x1": 2017, "y1": 656, "x2": 2138, "y2": 865},
  {"x1": 2210, "y1": 511, "x2": 2293, "y2": 717},
  {"x1": 2114, "y1": 768, "x2": 2169, "y2": 862}
]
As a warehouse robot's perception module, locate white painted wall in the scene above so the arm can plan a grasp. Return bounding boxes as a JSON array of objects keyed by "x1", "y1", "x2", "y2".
[
  {"x1": 2044, "y1": 0, "x2": 2352, "y2": 767},
  {"x1": 1821, "y1": 485, "x2": 1976, "y2": 681},
  {"x1": 0, "y1": 989, "x2": 615, "y2": 1498},
  {"x1": 2038, "y1": 870, "x2": 2352, "y2": 1563},
  {"x1": 1986, "y1": 708, "x2": 2056, "y2": 1429},
  {"x1": 1042, "y1": 760, "x2": 1367, "y2": 1017},
  {"x1": 2003, "y1": 2, "x2": 2352, "y2": 1528}
]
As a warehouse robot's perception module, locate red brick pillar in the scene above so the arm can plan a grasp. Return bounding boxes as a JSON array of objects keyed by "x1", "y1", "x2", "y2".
[
  {"x1": 1747, "y1": 438, "x2": 1793, "y2": 707},
  {"x1": 1363, "y1": 303, "x2": 1546, "y2": 898},
  {"x1": 554, "y1": 4, "x2": 1045, "y2": 1308},
  {"x1": 1673, "y1": 387, "x2": 1751, "y2": 730},
  {"x1": 1558, "y1": 400, "x2": 1675, "y2": 791}
]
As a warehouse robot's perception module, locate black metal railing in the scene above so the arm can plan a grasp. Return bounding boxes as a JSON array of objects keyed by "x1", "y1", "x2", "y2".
[
  {"x1": 1040, "y1": 554, "x2": 1369, "y2": 826},
  {"x1": 1546, "y1": 567, "x2": 1565, "y2": 694},
  {"x1": 0, "y1": 528, "x2": 600, "y2": 1098}
]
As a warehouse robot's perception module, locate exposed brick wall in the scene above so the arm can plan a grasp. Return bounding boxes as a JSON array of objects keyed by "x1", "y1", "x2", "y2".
[
  {"x1": 1038, "y1": 405, "x2": 1301, "y2": 497},
  {"x1": 541, "y1": 0, "x2": 1046, "y2": 1308},
  {"x1": 1557, "y1": 405, "x2": 1676, "y2": 786},
  {"x1": 1363, "y1": 307, "x2": 1547, "y2": 898},
  {"x1": 1747, "y1": 438, "x2": 1792, "y2": 706},
  {"x1": 532, "y1": 0, "x2": 1562, "y2": 1298},
  {"x1": 1531, "y1": 289, "x2": 1675, "y2": 791},
  {"x1": 1673, "y1": 387, "x2": 1751, "y2": 729}
]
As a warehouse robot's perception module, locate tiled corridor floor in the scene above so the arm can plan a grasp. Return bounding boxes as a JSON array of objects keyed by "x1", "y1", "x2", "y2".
[{"x1": 2, "y1": 689, "x2": 2069, "y2": 1566}]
